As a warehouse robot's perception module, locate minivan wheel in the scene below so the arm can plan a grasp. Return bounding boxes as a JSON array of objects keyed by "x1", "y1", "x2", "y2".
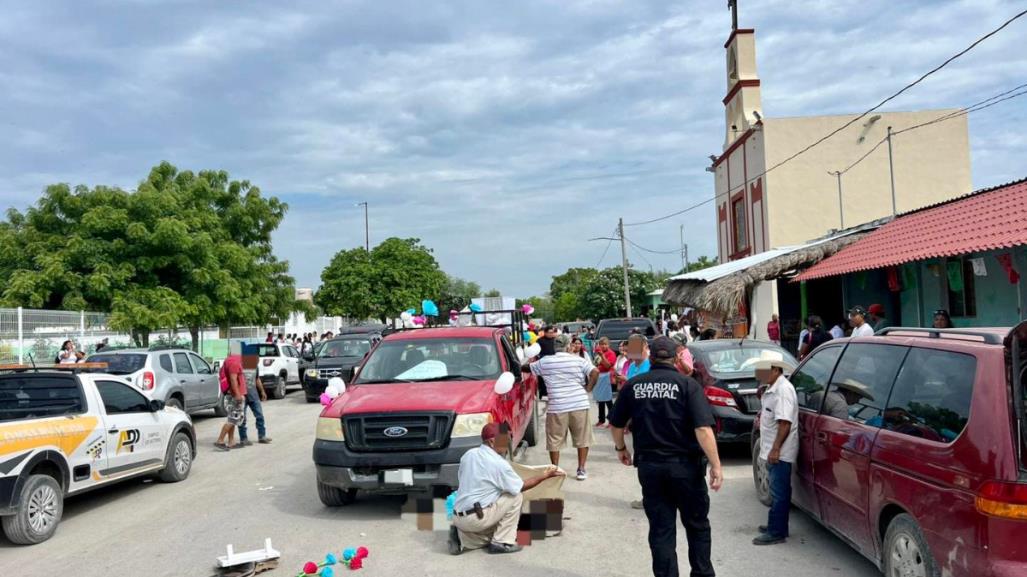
[
  {"x1": 2, "y1": 474, "x2": 63, "y2": 545},
  {"x1": 317, "y1": 481, "x2": 357, "y2": 507},
  {"x1": 752, "y1": 438, "x2": 772, "y2": 507},
  {"x1": 883, "y1": 514, "x2": 938, "y2": 577}
]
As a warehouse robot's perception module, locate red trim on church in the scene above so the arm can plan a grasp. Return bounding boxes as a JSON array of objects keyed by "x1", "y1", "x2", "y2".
[
  {"x1": 713, "y1": 126, "x2": 754, "y2": 168},
  {"x1": 722, "y1": 79, "x2": 760, "y2": 105},
  {"x1": 724, "y1": 28, "x2": 755, "y2": 49}
]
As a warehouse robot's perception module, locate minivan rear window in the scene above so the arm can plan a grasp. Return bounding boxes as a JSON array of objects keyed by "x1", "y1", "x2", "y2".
[
  {"x1": 0, "y1": 376, "x2": 86, "y2": 422},
  {"x1": 87, "y1": 353, "x2": 147, "y2": 375},
  {"x1": 885, "y1": 348, "x2": 977, "y2": 443}
]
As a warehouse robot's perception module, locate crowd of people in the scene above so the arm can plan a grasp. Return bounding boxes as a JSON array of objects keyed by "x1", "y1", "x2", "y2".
[{"x1": 265, "y1": 331, "x2": 337, "y2": 354}]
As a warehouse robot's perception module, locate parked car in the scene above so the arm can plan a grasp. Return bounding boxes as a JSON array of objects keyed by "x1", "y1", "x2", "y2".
[
  {"x1": 301, "y1": 333, "x2": 382, "y2": 402},
  {"x1": 0, "y1": 368, "x2": 195, "y2": 544},
  {"x1": 752, "y1": 324, "x2": 1027, "y2": 577},
  {"x1": 246, "y1": 342, "x2": 301, "y2": 399},
  {"x1": 87, "y1": 348, "x2": 225, "y2": 416},
  {"x1": 312, "y1": 326, "x2": 538, "y2": 505},
  {"x1": 558, "y1": 321, "x2": 594, "y2": 335},
  {"x1": 594, "y1": 317, "x2": 658, "y2": 344},
  {"x1": 689, "y1": 339, "x2": 797, "y2": 445}
]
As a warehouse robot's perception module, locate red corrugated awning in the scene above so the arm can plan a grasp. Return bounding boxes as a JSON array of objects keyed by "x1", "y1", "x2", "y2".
[{"x1": 795, "y1": 178, "x2": 1027, "y2": 282}]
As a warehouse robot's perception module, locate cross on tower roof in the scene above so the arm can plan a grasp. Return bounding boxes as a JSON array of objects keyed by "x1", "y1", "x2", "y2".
[{"x1": 728, "y1": 0, "x2": 738, "y2": 30}]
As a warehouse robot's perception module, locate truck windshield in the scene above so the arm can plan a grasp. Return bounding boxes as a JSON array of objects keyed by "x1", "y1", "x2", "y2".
[
  {"x1": 318, "y1": 339, "x2": 371, "y2": 359},
  {"x1": 599, "y1": 320, "x2": 655, "y2": 341},
  {"x1": 354, "y1": 338, "x2": 501, "y2": 383}
]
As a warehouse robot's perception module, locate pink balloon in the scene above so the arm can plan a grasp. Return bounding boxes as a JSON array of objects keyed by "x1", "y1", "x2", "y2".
[
  {"x1": 319, "y1": 393, "x2": 332, "y2": 406},
  {"x1": 413, "y1": 315, "x2": 426, "y2": 325},
  {"x1": 522, "y1": 304, "x2": 535, "y2": 315}
]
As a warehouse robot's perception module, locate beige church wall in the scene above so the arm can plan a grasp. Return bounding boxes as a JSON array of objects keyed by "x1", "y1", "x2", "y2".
[{"x1": 761, "y1": 110, "x2": 971, "y2": 248}]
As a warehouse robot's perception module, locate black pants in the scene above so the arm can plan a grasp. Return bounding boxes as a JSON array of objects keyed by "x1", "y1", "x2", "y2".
[
  {"x1": 637, "y1": 459, "x2": 715, "y2": 577},
  {"x1": 597, "y1": 401, "x2": 614, "y2": 423}
]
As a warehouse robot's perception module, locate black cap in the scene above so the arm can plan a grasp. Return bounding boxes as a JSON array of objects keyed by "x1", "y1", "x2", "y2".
[
  {"x1": 848, "y1": 306, "x2": 867, "y2": 317},
  {"x1": 650, "y1": 336, "x2": 678, "y2": 360}
]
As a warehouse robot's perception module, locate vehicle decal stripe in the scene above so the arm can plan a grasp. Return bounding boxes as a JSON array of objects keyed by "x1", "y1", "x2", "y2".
[
  {"x1": 0, "y1": 451, "x2": 31, "y2": 475},
  {"x1": 0, "y1": 416, "x2": 98, "y2": 457},
  {"x1": 97, "y1": 459, "x2": 163, "y2": 477}
]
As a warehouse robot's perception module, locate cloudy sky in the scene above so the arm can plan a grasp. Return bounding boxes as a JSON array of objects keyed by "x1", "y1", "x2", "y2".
[{"x1": 2, "y1": 0, "x2": 1025, "y2": 297}]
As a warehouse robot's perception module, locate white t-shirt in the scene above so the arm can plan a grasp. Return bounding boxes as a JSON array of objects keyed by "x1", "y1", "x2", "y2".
[
  {"x1": 57, "y1": 351, "x2": 78, "y2": 364},
  {"x1": 851, "y1": 323, "x2": 875, "y2": 338},
  {"x1": 830, "y1": 325, "x2": 845, "y2": 339},
  {"x1": 759, "y1": 375, "x2": 799, "y2": 463},
  {"x1": 530, "y1": 352, "x2": 594, "y2": 414}
]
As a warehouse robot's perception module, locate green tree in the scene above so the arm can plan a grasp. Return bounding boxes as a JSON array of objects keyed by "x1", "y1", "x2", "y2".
[
  {"x1": 440, "y1": 275, "x2": 481, "y2": 312},
  {"x1": 483, "y1": 288, "x2": 502, "y2": 298},
  {"x1": 684, "y1": 256, "x2": 718, "y2": 274},
  {"x1": 0, "y1": 162, "x2": 297, "y2": 349},
  {"x1": 552, "y1": 292, "x2": 580, "y2": 322},
  {"x1": 317, "y1": 238, "x2": 447, "y2": 322},
  {"x1": 516, "y1": 296, "x2": 554, "y2": 323},
  {"x1": 549, "y1": 267, "x2": 598, "y2": 301},
  {"x1": 577, "y1": 266, "x2": 661, "y2": 320}
]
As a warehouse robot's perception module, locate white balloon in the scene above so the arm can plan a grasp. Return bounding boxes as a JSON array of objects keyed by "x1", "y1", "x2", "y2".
[
  {"x1": 326, "y1": 377, "x2": 346, "y2": 398},
  {"x1": 525, "y1": 343, "x2": 542, "y2": 359},
  {"x1": 494, "y1": 372, "x2": 515, "y2": 395},
  {"x1": 515, "y1": 348, "x2": 525, "y2": 363},
  {"x1": 670, "y1": 313, "x2": 679, "y2": 322},
  {"x1": 400, "y1": 312, "x2": 412, "y2": 321}
]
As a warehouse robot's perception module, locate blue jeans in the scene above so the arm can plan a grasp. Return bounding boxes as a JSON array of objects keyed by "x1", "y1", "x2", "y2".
[
  {"x1": 767, "y1": 461, "x2": 792, "y2": 538},
  {"x1": 238, "y1": 387, "x2": 266, "y2": 441}
]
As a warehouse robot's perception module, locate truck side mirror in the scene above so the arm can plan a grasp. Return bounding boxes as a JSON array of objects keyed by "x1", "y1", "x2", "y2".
[{"x1": 494, "y1": 372, "x2": 515, "y2": 395}]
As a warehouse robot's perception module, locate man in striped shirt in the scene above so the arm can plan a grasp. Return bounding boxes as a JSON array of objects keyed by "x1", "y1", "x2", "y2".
[{"x1": 530, "y1": 334, "x2": 599, "y2": 481}]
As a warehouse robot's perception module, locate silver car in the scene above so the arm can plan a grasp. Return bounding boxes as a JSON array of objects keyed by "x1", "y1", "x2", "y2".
[{"x1": 87, "y1": 348, "x2": 227, "y2": 416}]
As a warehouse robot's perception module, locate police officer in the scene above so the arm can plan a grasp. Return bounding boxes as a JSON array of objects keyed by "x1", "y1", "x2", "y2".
[{"x1": 609, "y1": 336, "x2": 723, "y2": 577}]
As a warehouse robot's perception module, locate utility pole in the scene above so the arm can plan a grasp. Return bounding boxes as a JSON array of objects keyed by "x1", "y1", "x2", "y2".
[
  {"x1": 685, "y1": 243, "x2": 690, "y2": 272},
  {"x1": 357, "y1": 202, "x2": 370, "y2": 251},
  {"x1": 679, "y1": 224, "x2": 686, "y2": 272},
  {"x1": 618, "y1": 218, "x2": 633, "y2": 317},
  {"x1": 829, "y1": 170, "x2": 844, "y2": 229},
  {"x1": 886, "y1": 126, "x2": 897, "y2": 217}
]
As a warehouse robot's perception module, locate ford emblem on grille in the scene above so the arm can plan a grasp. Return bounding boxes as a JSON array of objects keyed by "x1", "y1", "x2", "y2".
[{"x1": 383, "y1": 426, "x2": 408, "y2": 438}]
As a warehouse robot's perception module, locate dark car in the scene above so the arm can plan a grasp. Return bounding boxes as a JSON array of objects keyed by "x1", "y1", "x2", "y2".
[
  {"x1": 301, "y1": 334, "x2": 381, "y2": 402},
  {"x1": 751, "y1": 324, "x2": 1027, "y2": 577},
  {"x1": 689, "y1": 339, "x2": 797, "y2": 445},
  {"x1": 595, "y1": 318, "x2": 658, "y2": 344}
]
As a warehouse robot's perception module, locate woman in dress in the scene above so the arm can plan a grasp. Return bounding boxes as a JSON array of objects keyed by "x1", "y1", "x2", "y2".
[{"x1": 592, "y1": 337, "x2": 617, "y2": 428}]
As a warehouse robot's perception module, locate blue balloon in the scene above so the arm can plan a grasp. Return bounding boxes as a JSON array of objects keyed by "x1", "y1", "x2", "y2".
[
  {"x1": 405, "y1": 308, "x2": 417, "y2": 316},
  {"x1": 422, "y1": 300, "x2": 439, "y2": 317},
  {"x1": 469, "y1": 303, "x2": 483, "y2": 313}
]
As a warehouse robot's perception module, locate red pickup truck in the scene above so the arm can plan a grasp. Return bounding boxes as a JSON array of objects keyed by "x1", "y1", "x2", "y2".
[{"x1": 312, "y1": 325, "x2": 539, "y2": 505}]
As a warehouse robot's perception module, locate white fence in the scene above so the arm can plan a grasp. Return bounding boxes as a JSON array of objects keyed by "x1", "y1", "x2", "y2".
[{"x1": 0, "y1": 307, "x2": 354, "y2": 365}]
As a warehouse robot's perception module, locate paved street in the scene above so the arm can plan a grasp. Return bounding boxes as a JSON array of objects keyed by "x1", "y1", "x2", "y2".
[{"x1": 0, "y1": 391, "x2": 879, "y2": 577}]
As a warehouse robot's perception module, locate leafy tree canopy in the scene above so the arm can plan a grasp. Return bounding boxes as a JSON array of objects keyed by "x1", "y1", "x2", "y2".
[{"x1": 316, "y1": 238, "x2": 446, "y2": 322}]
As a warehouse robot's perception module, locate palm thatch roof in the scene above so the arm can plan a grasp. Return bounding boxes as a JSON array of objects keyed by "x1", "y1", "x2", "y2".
[{"x1": 662, "y1": 233, "x2": 869, "y2": 315}]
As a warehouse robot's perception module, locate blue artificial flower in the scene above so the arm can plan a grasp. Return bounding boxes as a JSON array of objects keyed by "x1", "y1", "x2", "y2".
[
  {"x1": 325, "y1": 553, "x2": 338, "y2": 565},
  {"x1": 342, "y1": 548, "x2": 357, "y2": 561},
  {"x1": 321, "y1": 567, "x2": 334, "y2": 577}
]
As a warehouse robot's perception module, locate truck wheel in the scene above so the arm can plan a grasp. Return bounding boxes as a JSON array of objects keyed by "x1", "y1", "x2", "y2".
[
  {"x1": 159, "y1": 432, "x2": 193, "y2": 483},
  {"x1": 524, "y1": 405, "x2": 538, "y2": 447},
  {"x1": 317, "y1": 481, "x2": 357, "y2": 507},
  {"x1": 752, "y1": 437, "x2": 772, "y2": 507},
  {"x1": 883, "y1": 514, "x2": 939, "y2": 577},
  {"x1": 2, "y1": 474, "x2": 63, "y2": 545},
  {"x1": 214, "y1": 392, "x2": 230, "y2": 417}
]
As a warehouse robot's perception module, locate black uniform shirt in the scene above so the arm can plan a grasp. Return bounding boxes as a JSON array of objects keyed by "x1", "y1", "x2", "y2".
[{"x1": 608, "y1": 364, "x2": 715, "y2": 461}]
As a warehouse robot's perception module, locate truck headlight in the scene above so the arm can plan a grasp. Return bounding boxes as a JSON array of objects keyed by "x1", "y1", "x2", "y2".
[
  {"x1": 306, "y1": 369, "x2": 319, "y2": 378},
  {"x1": 315, "y1": 417, "x2": 344, "y2": 441},
  {"x1": 452, "y1": 413, "x2": 494, "y2": 438}
]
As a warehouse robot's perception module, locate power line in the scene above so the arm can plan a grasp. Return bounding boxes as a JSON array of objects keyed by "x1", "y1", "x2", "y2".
[
  {"x1": 625, "y1": 236, "x2": 684, "y2": 255},
  {"x1": 627, "y1": 241, "x2": 654, "y2": 270},
  {"x1": 623, "y1": 8, "x2": 1027, "y2": 228},
  {"x1": 595, "y1": 236, "x2": 615, "y2": 268}
]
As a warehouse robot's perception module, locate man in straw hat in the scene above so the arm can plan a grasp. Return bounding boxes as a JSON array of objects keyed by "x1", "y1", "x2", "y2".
[{"x1": 753, "y1": 358, "x2": 798, "y2": 546}]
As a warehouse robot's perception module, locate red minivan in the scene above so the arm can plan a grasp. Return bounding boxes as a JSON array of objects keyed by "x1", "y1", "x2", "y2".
[
  {"x1": 752, "y1": 324, "x2": 1027, "y2": 577},
  {"x1": 313, "y1": 326, "x2": 539, "y2": 505}
]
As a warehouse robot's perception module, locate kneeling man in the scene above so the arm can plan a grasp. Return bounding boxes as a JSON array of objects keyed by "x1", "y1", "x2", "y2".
[{"x1": 449, "y1": 423, "x2": 564, "y2": 555}]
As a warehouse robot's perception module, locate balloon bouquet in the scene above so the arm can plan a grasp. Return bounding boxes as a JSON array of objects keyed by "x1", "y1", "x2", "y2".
[
  {"x1": 296, "y1": 546, "x2": 369, "y2": 575},
  {"x1": 319, "y1": 377, "x2": 347, "y2": 407}
]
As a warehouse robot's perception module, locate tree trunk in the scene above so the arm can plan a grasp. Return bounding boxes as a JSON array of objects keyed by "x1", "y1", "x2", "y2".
[{"x1": 189, "y1": 326, "x2": 200, "y2": 353}]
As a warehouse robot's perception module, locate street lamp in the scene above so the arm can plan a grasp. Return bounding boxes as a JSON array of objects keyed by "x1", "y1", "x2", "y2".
[{"x1": 355, "y1": 202, "x2": 369, "y2": 251}]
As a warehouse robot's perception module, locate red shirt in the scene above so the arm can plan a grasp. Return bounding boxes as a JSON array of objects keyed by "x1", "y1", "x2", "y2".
[
  {"x1": 595, "y1": 348, "x2": 617, "y2": 373},
  {"x1": 219, "y1": 355, "x2": 248, "y2": 396},
  {"x1": 767, "y1": 321, "x2": 781, "y2": 341}
]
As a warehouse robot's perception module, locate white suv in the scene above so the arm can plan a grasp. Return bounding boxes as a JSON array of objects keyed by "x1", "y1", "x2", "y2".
[
  {"x1": 246, "y1": 343, "x2": 301, "y2": 399},
  {"x1": 0, "y1": 369, "x2": 195, "y2": 544}
]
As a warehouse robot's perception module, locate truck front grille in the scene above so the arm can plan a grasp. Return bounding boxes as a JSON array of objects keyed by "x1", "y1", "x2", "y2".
[{"x1": 343, "y1": 412, "x2": 453, "y2": 452}]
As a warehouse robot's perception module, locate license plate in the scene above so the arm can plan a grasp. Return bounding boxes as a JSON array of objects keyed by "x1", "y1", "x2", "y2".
[{"x1": 382, "y1": 468, "x2": 414, "y2": 486}]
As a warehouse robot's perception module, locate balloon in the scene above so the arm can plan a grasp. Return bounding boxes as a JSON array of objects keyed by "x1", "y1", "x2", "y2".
[
  {"x1": 319, "y1": 393, "x2": 332, "y2": 406},
  {"x1": 494, "y1": 372, "x2": 515, "y2": 395},
  {"x1": 422, "y1": 300, "x2": 439, "y2": 317},
  {"x1": 670, "y1": 313, "x2": 679, "y2": 322},
  {"x1": 412, "y1": 315, "x2": 426, "y2": 326},
  {"x1": 515, "y1": 348, "x2": 525, "y2": 363},
  {"x1": 469, "y1": 303, "x2": 483, "y2": 313},
  {"x1": 400, "y1": 311, "x2": 412, "y2": 322},
  {"x1": 521, "y1": 303, "x2": 535, "y2": 315},
  {"x1": 325, "y1": 377, "x2": 346, "y2": 399},
  {"x1": 525, "y1": 343, "x2": 541, "y2": 358}
]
